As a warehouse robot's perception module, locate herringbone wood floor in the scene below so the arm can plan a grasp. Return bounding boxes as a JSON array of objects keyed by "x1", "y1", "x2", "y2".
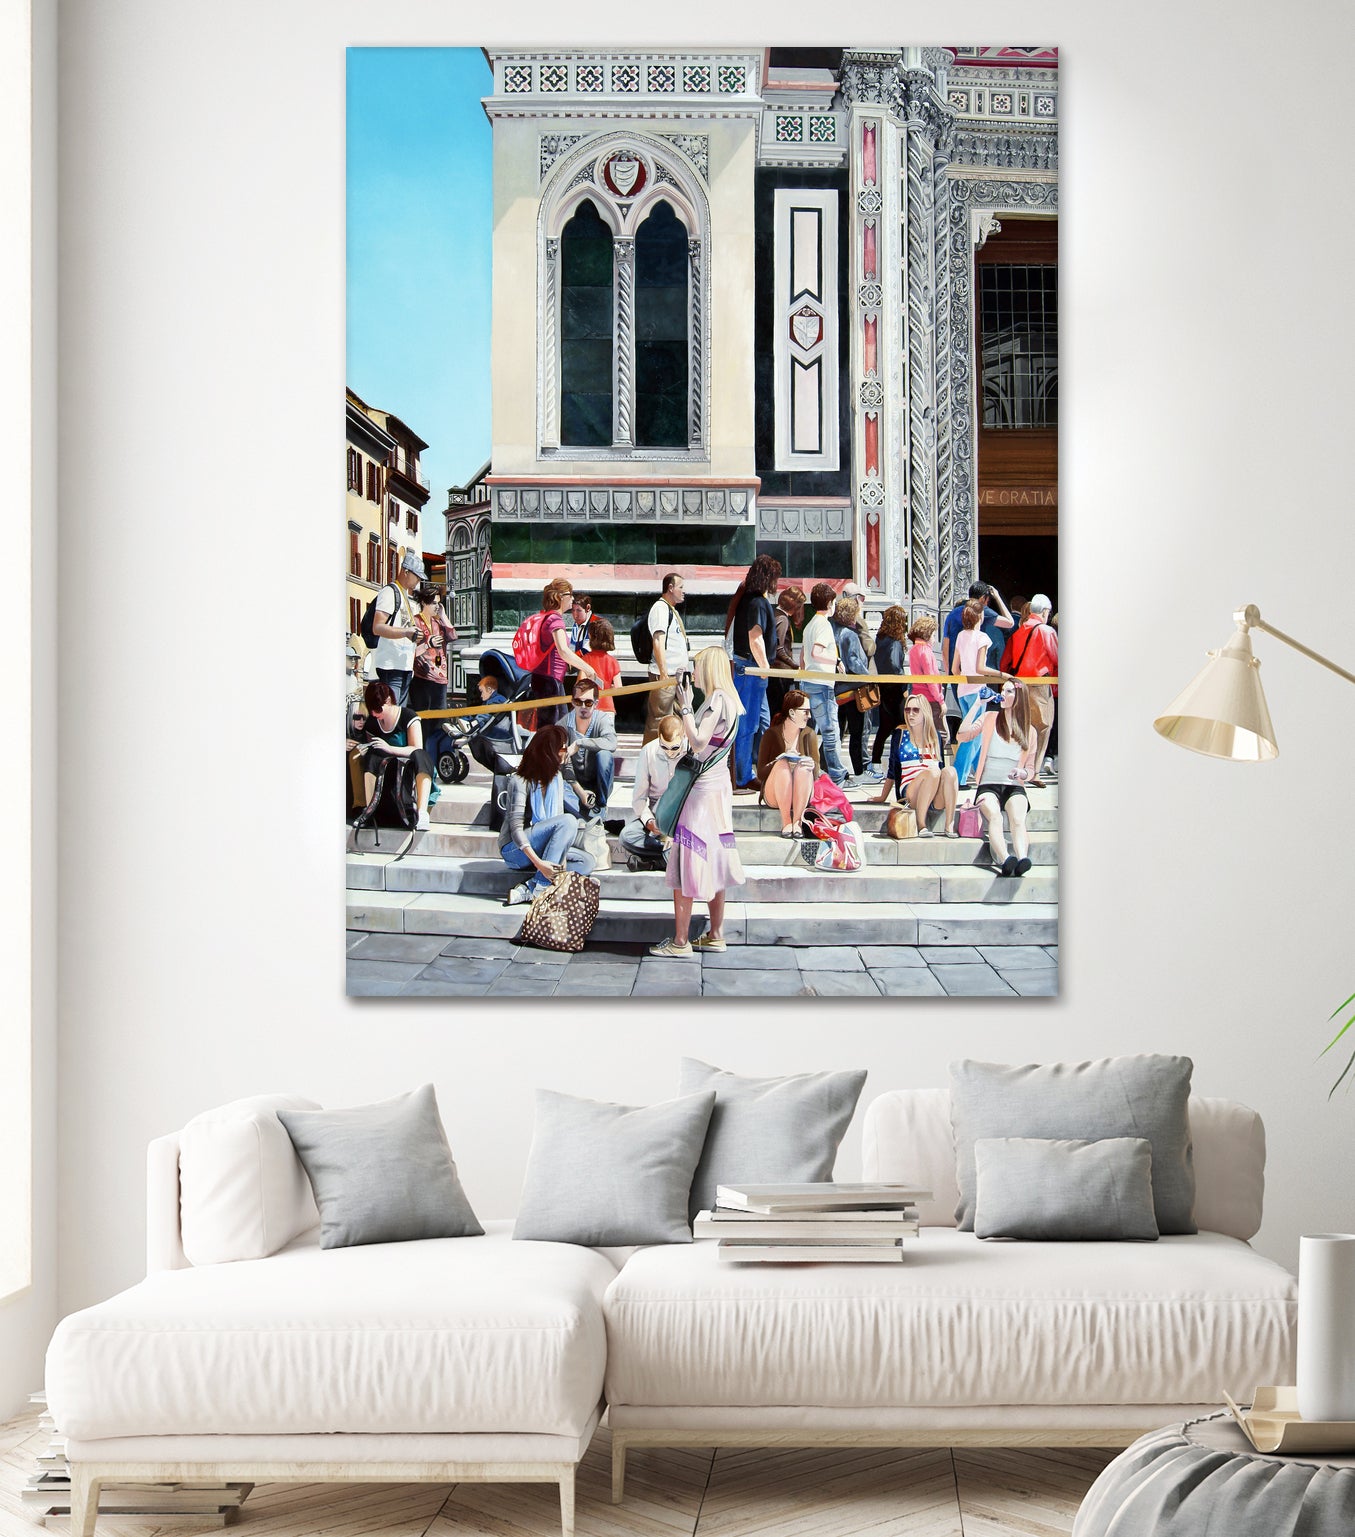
[{"x1": 0, "y1": 1409, "x2": 1118, "y2": 1537}]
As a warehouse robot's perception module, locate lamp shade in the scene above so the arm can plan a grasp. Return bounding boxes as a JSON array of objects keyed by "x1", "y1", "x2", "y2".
[{"x1": 1153, "y1": 624, "x2": 1279, "y2": 761}]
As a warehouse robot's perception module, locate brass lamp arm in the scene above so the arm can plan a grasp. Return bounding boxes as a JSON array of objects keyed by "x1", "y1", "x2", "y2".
[{"x1": 1238, "y1": 605, "x2": 1355, "y2": 688}]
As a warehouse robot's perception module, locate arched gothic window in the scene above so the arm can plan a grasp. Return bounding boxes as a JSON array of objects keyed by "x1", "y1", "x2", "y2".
[
  {"x1": 540, "y1": 138, "x2": 708, "y2": 458},
  {"x1": 559, "y1": 199, "x2": 615, "y2": 448},
  {"x1": 634, "y1": 201, "x2": 689, "y2": 449}
]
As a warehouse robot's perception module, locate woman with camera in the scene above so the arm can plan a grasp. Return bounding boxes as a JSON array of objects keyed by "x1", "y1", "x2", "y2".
[
  {"x1": 650, "y1": 648, "x2": 746, "y2": 957},
  {"x1": 956, "y1": 677, "x2": 1039, "y2": 877}
]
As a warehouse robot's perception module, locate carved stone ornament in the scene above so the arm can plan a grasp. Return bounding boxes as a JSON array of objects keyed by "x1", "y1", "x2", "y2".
[
  {"x1": 839, "y1": 51, "x2": 899, "y2": 107},
  {"x1": 659, "y1": 133, "x2": 709, "y2": 181},
  {"x1": 603, "y1": 152, "x2": 646, "y2": 198},
  {"x1": 791, "y1": 306, "x2": 823, "y2": 351},
  {"x1": 539, "y1": 133, "x2": 586, "y2": 181}
]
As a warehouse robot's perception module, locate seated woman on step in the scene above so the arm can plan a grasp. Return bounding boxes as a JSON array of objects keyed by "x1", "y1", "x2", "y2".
[
  {"x1": 755, "y1": 689, "x2": 821, "y2": 839},
  {"x1": 497, "y1": 724, "x2": 596, "y2": 906},
  {"x1": 871, "y1": 696, "x2": 958, "y2": 838},
  {"x1": 348, "y1": 679, "x2": 435, "y2": 831},
  {"x1": 956, "y1": 678, "x2": 1038, "y2": 877}
]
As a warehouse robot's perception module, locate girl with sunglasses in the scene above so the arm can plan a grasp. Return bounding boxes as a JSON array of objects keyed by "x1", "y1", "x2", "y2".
[
  {"x1": 755, "y1": 689, "x2": 821, "y2": 838},
  {"x1": 871, "y1": 695, "x2": 959, "y2": 838}
]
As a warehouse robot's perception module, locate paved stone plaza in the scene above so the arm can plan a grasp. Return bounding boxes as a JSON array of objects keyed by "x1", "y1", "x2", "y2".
[{"x1": 347, "y1": 931, "x2": 1059, "y2": 999}]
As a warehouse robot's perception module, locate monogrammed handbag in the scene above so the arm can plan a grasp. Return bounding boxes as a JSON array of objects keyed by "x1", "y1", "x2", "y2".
[{"x1": 515, "y1": 869, "x2": 601, "y2": 953}]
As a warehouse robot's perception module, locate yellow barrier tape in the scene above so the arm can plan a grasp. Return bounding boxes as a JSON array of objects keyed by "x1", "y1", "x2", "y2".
[{"x1": 412, "y1": 670, "x2": 1058, "y2": 722}]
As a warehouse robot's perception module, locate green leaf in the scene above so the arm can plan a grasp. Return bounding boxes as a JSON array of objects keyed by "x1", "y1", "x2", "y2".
[{"x1": 1324, "y1": 994, "x2": 1355, "y2": 1097}]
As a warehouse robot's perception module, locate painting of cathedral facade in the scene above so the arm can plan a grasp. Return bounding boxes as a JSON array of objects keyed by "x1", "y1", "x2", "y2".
[{"x1": 346, "y1": 46, "x2": 1060, "y2": 1000}]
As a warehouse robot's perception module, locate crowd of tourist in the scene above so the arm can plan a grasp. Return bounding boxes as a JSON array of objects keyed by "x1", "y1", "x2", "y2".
[{"x1": 347, "y1": 559, "x2": 1059, "y2": 945}]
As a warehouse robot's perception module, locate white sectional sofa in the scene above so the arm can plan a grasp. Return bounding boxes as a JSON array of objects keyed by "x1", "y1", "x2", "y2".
[{"x1": 45, "y1": 1088, "x2": 1297, "y2": 1536}]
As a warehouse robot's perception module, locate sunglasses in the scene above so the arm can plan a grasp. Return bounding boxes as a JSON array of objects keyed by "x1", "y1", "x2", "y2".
[{"x1": 573, "y1": 699, "x2": 595, "y2": 708}]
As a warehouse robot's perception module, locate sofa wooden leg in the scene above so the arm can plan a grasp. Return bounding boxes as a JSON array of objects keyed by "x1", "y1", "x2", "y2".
[
  {"x1": 611, "y1": 1436, "x2": 626, "y2": 1504},
  {"x1": 558, "y1": 1464, "x2": 575, "y2": 1537},
  {"x1": 69, "y1": 1469, "x2": 100, "y2": 1537}
]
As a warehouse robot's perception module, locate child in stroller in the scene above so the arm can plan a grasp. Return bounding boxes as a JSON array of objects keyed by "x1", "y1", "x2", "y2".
[{"x1": 426, "y1": 648, "x2": 532, "y2": 783}]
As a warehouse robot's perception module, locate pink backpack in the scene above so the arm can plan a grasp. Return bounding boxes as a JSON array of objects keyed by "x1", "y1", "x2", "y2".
[
  {"x1": 512, "y1": 612, "x2": 552, "y2": 673},
  {"x1": 808, "y1": 773, "x2": 853, "y2": 824}
]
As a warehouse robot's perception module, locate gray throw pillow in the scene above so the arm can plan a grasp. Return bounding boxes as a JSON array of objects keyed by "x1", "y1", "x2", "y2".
[
  {"x1": 679, "y1": 1058, "x2": 868, "y2": 1220},
  {"x1": 973, "y1": 1137, "x2": 1160, "y2": 1241},
  {"x1": 949, "y1": 1056, "x2": 1196, "y2": 1235},
  {"x1": 278, "y1": 1084, "x2": 483, "y2": 1249},
  {"x1": 514, "y1": 1088, "x2": 716, "y2": 1246}
]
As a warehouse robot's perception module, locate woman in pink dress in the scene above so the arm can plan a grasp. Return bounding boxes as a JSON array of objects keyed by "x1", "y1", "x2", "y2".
[{"x1": 649, "y1": 647, "x2": 746, "y2": 957}]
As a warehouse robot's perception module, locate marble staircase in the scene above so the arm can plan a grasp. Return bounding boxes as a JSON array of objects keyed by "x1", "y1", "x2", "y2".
[{"x1": 346, "y1": 729, "x2": 1059, "y2": 950}]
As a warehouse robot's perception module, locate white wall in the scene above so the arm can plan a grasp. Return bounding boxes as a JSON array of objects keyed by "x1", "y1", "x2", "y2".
[
  {"x1": 0, "y1": 0, "x2": 59, "y2": 1420},
  {"x1": 55, "y1": 0, "x2": 1355, "y2": 1326}
]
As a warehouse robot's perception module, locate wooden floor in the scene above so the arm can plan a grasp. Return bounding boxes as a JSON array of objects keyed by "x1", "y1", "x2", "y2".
[{"x1": 0, "y1": 1409, "x2": 1118, "y2": 1537}]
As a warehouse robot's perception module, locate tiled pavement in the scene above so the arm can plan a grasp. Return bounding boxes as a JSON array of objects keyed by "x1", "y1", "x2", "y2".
[{"x1": 347, "y1": 931, "x2": 1059, "y2": 998}]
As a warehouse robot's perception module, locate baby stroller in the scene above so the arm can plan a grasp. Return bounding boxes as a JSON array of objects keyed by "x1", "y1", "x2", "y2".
[{"x1": 428, "y1": 648, "x2": 532, "y2": 785}]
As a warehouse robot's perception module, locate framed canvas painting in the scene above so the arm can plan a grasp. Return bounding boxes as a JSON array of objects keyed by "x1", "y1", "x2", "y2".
[{"x1": 345, "y1": 45, "x2": 1059, "y2": 1000}]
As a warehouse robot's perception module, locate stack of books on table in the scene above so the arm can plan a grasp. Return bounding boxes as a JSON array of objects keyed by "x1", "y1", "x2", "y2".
[
  {"x1": 696, "y1": 1183, "x2": 930, "y2": 1263},
  {"x1": 23, "y1": 1393, "x2": 251, "y2": 1527}
]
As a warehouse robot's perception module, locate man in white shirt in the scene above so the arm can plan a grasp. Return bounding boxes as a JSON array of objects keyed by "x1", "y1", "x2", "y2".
[
  {"x1": 370, "y1": 551, "x2": 425, "y2": 706},
  {"x1": 801, "y1": 581, "x2": 851, "y2": 786},
  {"x1": 568, "y1": 595, "x2": 593, "y2": 652},
  {"x1": 643, "y1": 571, "x2": 691, "y2": 744},
  {"x1": 620, "y1": 714, "x2": 685, "y2": 865}
]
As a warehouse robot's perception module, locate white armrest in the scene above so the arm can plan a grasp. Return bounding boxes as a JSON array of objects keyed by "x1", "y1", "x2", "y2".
[{"x1": 147, "y1": 1132, "x2": 188, "y2": 1273}]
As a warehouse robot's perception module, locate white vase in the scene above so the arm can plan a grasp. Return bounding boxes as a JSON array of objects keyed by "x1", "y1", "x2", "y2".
[{"x1": 1297, "y1": 1233, "x2": 1355, "y2": 1421}]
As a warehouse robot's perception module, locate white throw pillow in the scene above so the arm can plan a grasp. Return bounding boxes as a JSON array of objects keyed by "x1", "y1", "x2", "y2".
[{"x1": 178, "y1": 1093, "x2": 321, "y2": 1265}]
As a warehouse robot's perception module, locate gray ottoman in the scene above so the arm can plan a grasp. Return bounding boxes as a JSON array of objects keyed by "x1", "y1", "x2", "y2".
[{"x1": 1075, "y1": 1414, "x2": 1355, "y2": 1536}]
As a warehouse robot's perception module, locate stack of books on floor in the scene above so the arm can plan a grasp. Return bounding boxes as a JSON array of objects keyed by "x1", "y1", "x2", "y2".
[
  {"x1": 23, "y1": 1393, "x2": 251, "y2": 1527},
  {"x1": 696, "y1": 1183, "x2": 930, "y2": 1263}
]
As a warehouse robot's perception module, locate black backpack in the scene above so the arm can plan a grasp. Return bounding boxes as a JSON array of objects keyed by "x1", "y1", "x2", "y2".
[
  {"x1": 360, "y1": 583, "x2": 402, "y2": 651},
  {"x1": 630, "y1": 610, "x2": 654, "y2": 667},
  {"x1": 350, "y1": 751, "x2": 418, "y2": 845}
]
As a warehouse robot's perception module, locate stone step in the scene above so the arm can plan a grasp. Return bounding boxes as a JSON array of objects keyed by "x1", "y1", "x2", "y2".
[
  {"x1": 348, "y1": 823, "x2": 1059, "y2": 867},
  {"x1": 427, "y1": 788, "x2": 1059, "y2": 834},
  {"x1": 347, "y1": 889, "x2": 1058, "y2": 947},
  {"x1": 347, "y1": 853, "x2": 1057, "y2": 906}
]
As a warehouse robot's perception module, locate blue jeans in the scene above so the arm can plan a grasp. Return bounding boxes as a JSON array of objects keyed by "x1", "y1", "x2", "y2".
[
  {"x1": 376, "y1": 667, "x2": 411, "y2": 707},
  {"x1": 572, "y1": 749, "x2": 615, "y2": 817},
  {"x1": 805, "y1": 684, "x2": 848, "y2": 784},
  {"x1": 501, "y1": 813, "x2": 592, "y2": 896},
  {"x1": 731, "y1": 658, "x2": 768, "y2": 786}
]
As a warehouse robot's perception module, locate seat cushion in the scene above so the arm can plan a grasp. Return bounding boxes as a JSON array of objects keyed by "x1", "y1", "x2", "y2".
[
  {"x1": 603, "y1": 1229, "x2": 1295, "y2": 1410},
  {"x1": 47, "y1": 1223, "x2": 613, "y2": 1440}
]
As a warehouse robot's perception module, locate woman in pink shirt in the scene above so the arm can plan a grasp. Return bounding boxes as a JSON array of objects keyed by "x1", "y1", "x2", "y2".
[{"x1": 952, "y1": 599, "x2": 1003, "y2": 786}]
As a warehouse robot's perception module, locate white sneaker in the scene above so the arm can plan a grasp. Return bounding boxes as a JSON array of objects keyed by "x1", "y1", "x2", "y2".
[
  {"x1": 648, "y1": 938, "x2": 695, "y2": 958},
  {"x1": 416, "y1": 810, "x2": 431, "y2": 831},
  {"x1": 504, "y1": 883, "x2": 533, "y2": 907}
]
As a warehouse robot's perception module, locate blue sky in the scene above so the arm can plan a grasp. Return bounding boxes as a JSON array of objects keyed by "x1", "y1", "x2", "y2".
[{"x1": 347, "y1": 48, "x2": 493, "y2": 551}]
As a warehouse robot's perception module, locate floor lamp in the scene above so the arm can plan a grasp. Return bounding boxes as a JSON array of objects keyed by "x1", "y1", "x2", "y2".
[{"x1": 1154, "y1": 604, "x2": 1355, "y2": 761}]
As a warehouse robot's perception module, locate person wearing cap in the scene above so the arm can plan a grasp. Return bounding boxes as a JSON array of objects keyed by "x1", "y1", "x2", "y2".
[{"x1": 370, "y1": 550, "x2": 426, "y2": 706}]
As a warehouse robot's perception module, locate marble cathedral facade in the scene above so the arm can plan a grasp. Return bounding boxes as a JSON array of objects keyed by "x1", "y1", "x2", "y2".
[{"x1": 479, "y1": 46, "x2": 1058, "y2": 630}]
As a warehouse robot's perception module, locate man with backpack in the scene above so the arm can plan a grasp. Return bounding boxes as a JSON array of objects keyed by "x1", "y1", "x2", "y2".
[
  {"x1": 364, "y1": 551, "x2": 425, "y2": 706},
  {"x1": 637, "y1": 572, "x2": 690, "y2": 744},
  {"x1": 515, "y1": 578, "x2": 598, "y2": 728}
]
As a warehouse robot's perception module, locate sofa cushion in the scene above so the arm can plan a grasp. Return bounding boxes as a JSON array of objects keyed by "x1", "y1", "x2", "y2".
[
  {"x1": 46, "y1": 1223, "x2": 613, "y2": 1440},
  {"x1": 973, "y1": 1137, "x2": 1159, "y2": 1241},
  {"x1": 514, "y1": 1088, "x2": 715, "y2": 1246},
  {"x1": 949, "y1": 1056, "x2": 1197, "y2": 1234},
  {"x1": 279, "y1": 1085, "x2": 483, "y2": 1249},
  {"x1": 863, "y1": 1090, "x2": 1267, "y2": 1241},
  {"x1": 678, "y1": 1058, "x2": 867, "y2": 1221},
  {"x1": 177, "y1": 1093, "x2": 321, "y2": 1266},
  {"x1": 602, "y1": 1228, "x2": 1295, "y2": 1411}
]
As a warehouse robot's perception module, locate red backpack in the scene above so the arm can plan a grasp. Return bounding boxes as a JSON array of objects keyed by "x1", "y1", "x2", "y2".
[{"x1": 512, "y1": 611, "x2": 553, "y2": 672}]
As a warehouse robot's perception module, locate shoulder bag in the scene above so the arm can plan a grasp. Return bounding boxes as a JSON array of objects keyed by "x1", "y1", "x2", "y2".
[{"x1": 516, "y1": 869, "x2": 601, "y2": 952}]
